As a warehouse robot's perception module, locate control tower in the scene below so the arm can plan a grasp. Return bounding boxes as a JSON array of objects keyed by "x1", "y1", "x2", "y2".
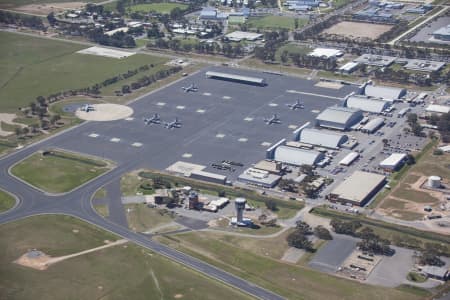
[{"x1": 235, "y1": 197, "x2": 246, "y2": 224}]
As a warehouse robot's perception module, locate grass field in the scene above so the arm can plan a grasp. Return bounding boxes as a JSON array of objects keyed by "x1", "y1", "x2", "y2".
[
  {"x1": 0, "y1": 31, "x2": 168, "y2": 112},
  {"x1": 0, "y1": 0, "x2": 102, "y2": 8},
  {"x1": 156, "y1": 231, "x2": 425, "y2": 300},
  {"x1": 0, "y1": 189, "x2": 15, "y2": 212},
  {"x1": 125, "y1": 204, "x2": 175, "y2": 232},
  {"x1": 0, "y1": 215, "x2": 251, "y2": 300},
  {"x1": 11, "y1": 150, "x2": 111, "y2": 193},
  {"x1": 128, "y1": 2, "x2": 188, "y2": 14},
  {"x1": 275, "y1": 43, "x2": 311, "y2": 63},
  {"x1": 247, "y1": 16, "x2": 307, "y2": 30}
]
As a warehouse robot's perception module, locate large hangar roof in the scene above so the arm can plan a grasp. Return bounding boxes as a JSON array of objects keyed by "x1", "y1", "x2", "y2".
[
  {"x1": 346, "y1": 96, "x2": 388, "y2": 113},
  {"x1": 331, "y1": 171, "x2": 386, "y2": 204},
  {"x1": 205, "y1": 71, "x2": 266, "y2": 85},
  {"x1": 299, "y1": 128, "x2": 348, "y2": 149},
  {"x1": 364, "y1": 85, "x2": 406, "y2": 101},
  {"x1": 316, "y1": 106, "x2": 361, "y2": 125},
  {"x1": 274, "y1": 146, "x2": 324, "y2": 166}
]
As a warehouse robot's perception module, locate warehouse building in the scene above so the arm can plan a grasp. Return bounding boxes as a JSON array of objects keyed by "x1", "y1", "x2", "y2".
[
  {"x1": 253, "y1": 160, "x2": 284, "y2": 175},
  {"x1": 328, "y1": 171, "x2": 386, "y2": 206},
  {"x1": 362, "y1": 83, "x2": 406, "y2": 101},
  {"x1": 426, "y1": 104, "x2": 450, "y2": 114},
  {"x1": 361, "y1": 117, "x2": 385, "y2": 133},
  {"x1": 346, "y1": 95, "x2": 390, "y2": 114},
  {"x1": 299, "y1": 128, "x2": 348, "y2": 149},
  {"x1": 205, "y1": 71, "x2": 266, "y2": 86},
  {"x1": 338, "y1": 62, "x2": 359, "y2": 74},
  {"x1": 225, "y1": 31, "x2": 263, "y2": 42},
  {"x1": 190, "y1": 170, "x2": 227, "y2": 185},
  {"x1": 308, "y1": 48, "x2": 343, "y2": 59},
  {"x1": 379, "y1": 153, "x2": 407, "y2": 171},
  {"x1": 237, "y1": 168, "x2": 281, "y2": 188},
  {"x1": 354, "y1": 54, "x2": 396, "y2": 67},
  {"x1": 274, "y1": 146, "x2": 325, "y2": 166},
  {"x1": 339, "y1": 152, "x2": 360, "y2": 166},
  {"x1": 401, "y1": 59, "x2": 446, "y2": 73},
  {"x1": 315, "y1": 106, "x2": 363, "y2": 131}
]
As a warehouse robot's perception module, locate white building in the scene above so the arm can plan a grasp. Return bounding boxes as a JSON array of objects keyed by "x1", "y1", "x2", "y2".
[
  {"x1": 315, "y1": 106, "x2": 363, "y2": 131},
  {"x1": 299, "y1": 128, "x2": 348, "y2": 149},
  {"x1": 346, "y1": 95, "x2": 389, "y2": 114},
  {"x1": 274, "y1": 146, "x2": 324, "y2": 166},
  {"x1": 379, "y1": 153, "x2": 407, "y2": 171},
  {"x1": 339, "y1": 152, "x2": 360, "y2": 166},
  {"x1": 426, "y1": 104, "x2": 450, "y2": 114},
  {"x1": 308, "y1": 48, "x2": 343, "y2": 59}
]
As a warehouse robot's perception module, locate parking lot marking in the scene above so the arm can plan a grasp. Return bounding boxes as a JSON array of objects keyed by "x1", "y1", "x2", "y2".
[
  {"x1": 288, "y1": 125, "x2": 298, "y2": 130},
  {"x1": 269, "y1": 103, "x2": 278, "y2": 107},
  {"x1": 238, "y1": 138, "x2": 248, "y2": 142},
  {"x1": 125, "y1": 117, "x2": 134, "y2": 121},
  {"x1": 176, "y1": 105, "x2": 186, "y2": 110},
  {"x1": 216, "y1": 133, "x2": 226, "y2": 138},
  {"x1": 156, "y1": 102, "x2": 166, "y2": 106},
  {"x1": 261, "y1": 142, "x2": 272, "y2": 147},
  {"x1": 244, "y1": 117, "x2": 253, "y2": 122},
  {"x1": 287, "y1": 89, "x2": 342, "y2": 100},
  {"x1": 203, "y1": 92, "x2": 211, "y2": 96},
  {"x1": 182, "y1": 153, "x2": 193, "y2": 158},
  {"x1": 196, "y1": 109, "x2": 206, "y2": 114},
  {"x1": 88, "y1": 133, "x2": 99, "y2": 138},
  {"x1": 110, "y1": 137, "x2": 121, "y2": 143},
  {"x1": 131, "y1": 142, "x2": 143, "y2": 147},
  {"x1": 222, "y1": 96, "x2": 231, "y2": 100}
]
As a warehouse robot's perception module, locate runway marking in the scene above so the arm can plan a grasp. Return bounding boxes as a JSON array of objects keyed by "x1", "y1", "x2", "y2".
[
  {"x1": 110, "y1": 137, "x2": 121, "y2": 143},
  {"x1": 286, "y1": 89, "x2": 342, "y2": 100},
  {"x1": 182, "y1": 153, "x2": 192, "y2": 158},
  {"x1": 131, "y1": 142, "x2": 143, "y2": 147},
  {"x1": 216, "y1": 133, "x2": 226, "y2": 138},
  {"x1": 156, "y1": 102, "x2": 166, "y2": 106},
  {"x1": 288, "y1": 125, "x2": 298, "y2": 130},
  {"x1": 238, "y1": 138, "x2": 248, "y2": 142},
  {"x1": 244, "y1": 117, "x2": 253, "y2": 122},
  {"x1": 125, "y1": 117, "x2": 134, "y2": 121},
  {"x1": 269, "y1": 103, "x2": 278, "y2": 107},
  {"x1": 222, "y1": 96, "x2": 231, "y2": 100},
  {"x1": 88, "y1": 133, "x2": 99, "y2": 138},
  {"x1": 311, "y1": 109, "x2": 320, "y2": 114},
  {"x1": 261, "y1": 142, "x2": 272, "y2": 147},
  {"x1": 203, "y1": 92, "x2": 211, "y2": 96},
  {"x1": 176, "y1": 105, "x2": 186, "y2": 110},
  {"x1": 196, "y1": 109, "x2": 206, "y2": 114}
]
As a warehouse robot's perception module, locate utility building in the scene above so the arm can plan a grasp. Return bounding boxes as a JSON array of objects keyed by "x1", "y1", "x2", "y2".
[
  {"x1": 315, "y1": 106, "x2": 363, "y2": 131},
  {"x1": 274, "y1": 146, "x2": 324, "y2": 166},
  {"x1": 299, "y1": 128, "x2": 348, "y2": 149}
]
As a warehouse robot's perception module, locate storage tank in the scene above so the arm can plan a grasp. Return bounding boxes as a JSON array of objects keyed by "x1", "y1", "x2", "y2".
[{"x1": 427, "y1": 176, "x2": 441, "y2": 188}]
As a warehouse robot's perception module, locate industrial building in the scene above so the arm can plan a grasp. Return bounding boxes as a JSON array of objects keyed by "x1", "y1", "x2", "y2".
[
  {"x1": 274, "y1": 146, "x2": 325, "y2": 166},
  {"x1": 346, "y1": 95, "x2": 390, "y2": 114},
  {"x1": 401, "y1": 59, "x2": 446, "y2": 73},
  {"x1": 190, "y1": 170, "x2": 227, "y2": 185},
  {"x1": 361, "y1": 117, "x2": 385, "y2": 133},
  {"x1": 299, "y1": 128, "x2": 348, "y2": 149},
  {"x1": 339, "y1": 152, "x2": 360, "y2": 166},
  {"x1": 432, "y1": 25, "x2": 450, "y2": 41},
  {"x1": 253, "y1": 160, "x2": 283, "y2": 175},
  {"x1": 338, "y1": 62, "x2": 359, "y2": 74},
  {"x1": 225, "y1": 31, "x2": 263, "y2": 41},
  {"x1": 308, "y1": 48, "x2": 343, "y2": 59},
  {"x1": 379, "y1": 153, "x2": 407, "y2": 171},
  {"x1": 426, "y1": 104, "x2": 450, "y2": 114},
  {"x1": 329, "y1": 171, "x2": 386, "y2": 206},
  {"x1": 237, "y1": 168, "x2": 281, "y2": 188},
  {"x1": 315, "y1": 106, "x2": 363, "y2": 131},
  {"x1": 205, "y1": 71, "x2": 266, "y2": 86},
  {"x1": 354, "y1": 54, "x2": 396, "y2": 67},
  {"x1": 420, "y1": 266, "x2": 449, "y2": 281},
  {"x1": 362, "y1": 82, "x2": 406, "y2": 101}
]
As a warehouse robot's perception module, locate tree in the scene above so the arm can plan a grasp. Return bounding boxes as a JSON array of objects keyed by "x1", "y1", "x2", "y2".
[
  {"x1": 47, "y1": 12, "x2": 57, "y2": 26},
  {"x1": 330, "y1": 219, "x2": 361, "y2": 236},
  {"x1": 21, "y1": 127, "x2": 29, "y2": 136},
  {"x1": 122, "y1": 84, "x2": 131, "y2": 94},
  {"x1": 314, "y1": 225, "x2": 332, "y2": 240},
  {"x1": 295, "y1": 221, "x2": 312, "y2": 235},
  {"x1": 40, "y1": 119, "x2": 49, "y2": 129},
  {"x1": 294, "y1": 18, "x2": 299, "y2": 29},
  {"x1": 287, "y1": 230, "x2": 313, "y2": 252},
  {"x1": 36, "y1": 96, "x2": 46, "y2": 107},
  {"x1": 15, "y1": 127, "x2": 22, "y2": 137},
  {"x1": 405, "y1": 154, "x2": 415, "y2": 165},
  {"x1": 265, "y1": 199, "x2": 278, "y2": 211},
  {"x1": 280, "y1": 50, "x2": 289, "y2": 64},
  {"x1": 50, "y1": 114, "x2": 61, "y2": 126},
  {"x1": 29, "y1": 102, "x2": 37, "y2": 114},
  {"x1": 116, "y1": 0, "x2": 126, "y2": 15}
]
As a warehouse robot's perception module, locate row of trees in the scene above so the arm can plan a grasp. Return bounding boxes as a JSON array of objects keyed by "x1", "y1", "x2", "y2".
[
  {"x1": 254, "y1": 30, "x2": 289, "y2": 61},
  {"x1": 427, "y1": 112, "x2": 450, "y2": 143},
  {"x1": 406, "y1": 113, "x2": 424, "y2": 137},
  {"x1": 0, "y1": 10, "x2": 45, "y2": 30},
  {"x1": 120, "y1": 66, "x2": 182, "y2": 94},
  {"x1": 87, "y1": 28, "x2": 136, "y2": 48},
  {"x1": 287, "y1": 221, "x2": 332, "y2": 252}
]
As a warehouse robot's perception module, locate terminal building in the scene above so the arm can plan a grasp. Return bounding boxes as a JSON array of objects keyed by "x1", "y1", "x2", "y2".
[
  {"x1": 315, "y1": 106, "x2": 363, "y2": 131},
  {"x1": 298, "y1": 128, "x2": 348, "y2": 149},
  {"x1": 328, "y1": 171, "x2": 386, "y2": 206},
  {"x1": 379, "y1": 153, "x2": 407, "y2": 171},
  {"x1": 274, "y1": 146, "x2": 325, "y2": 166}
]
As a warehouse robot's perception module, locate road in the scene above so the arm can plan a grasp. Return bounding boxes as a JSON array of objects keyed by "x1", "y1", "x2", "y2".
[{"x1": 0, "y1": 103, "x2": 284, "y2": 300}]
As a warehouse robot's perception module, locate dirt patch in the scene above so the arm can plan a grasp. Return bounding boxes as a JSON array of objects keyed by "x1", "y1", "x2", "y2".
[
  {"x1": 174, "y1": 294, "x2": 184, "y2": 298},
  {"x1": 322, "y1": 21, "x2": 393, "y2": 40},
  {"x1": 0, "y1": 113, "x2": 25, "y2": 136},
  {"x1": 12, "y1": 2, "x2": 85, "y2": 15},
  {"x1": 75, "y1": 104, "x2": 133, "y2": 121}
]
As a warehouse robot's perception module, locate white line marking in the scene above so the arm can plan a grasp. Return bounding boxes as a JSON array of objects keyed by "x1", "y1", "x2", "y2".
[
  {"x1": 176, "y1": 105, "x2": 185, "y2": 110},
  {"x1": 182, "y1": 153, "x2": 192, "y2": 158},
  {"x1": 238, "y1": 138, "x2": 248, "y2": 142},
  {"x1": 196, "y1": 109, "x2": 206, "y2": 114},
  {"x1": 244, "y1": 117, "x2": 253, "y2": 122},
  {"x1": 222, "y1": 96, "x2": 231, "y2": 100},
  {"x1": 88, "y1": 133, "x2": 99, "y2": 138},
  {"x1": 110, "y1": 137, "x2": 120, "y2": 143},
  {"x1": 261, "y1": 142, "x2": 272, "y2": 147},
  {"x1": 216, "y1": 133, "x2": 226, "y2": 138},
  {"x1": 288, "y1": 125, "x2": 298, "y2": 130},
  {"x1": 203, "y1": 92, "x2": 211, "y2": 96},
  {"x1": 286, "y1": 89, "x2": 342, "y2": 100},
  {"x1": 156, "y1": 102, "x2": 166, "y2": 106},
  {"x1": 131, "y1": 142, "x2": 143, "y2": 147},
  {"x1": 125, "y1": 117, "x2": 134, "y2": 121},
  {"x1": 269, "y1": 103, "x2": 278, "y2": 107}
]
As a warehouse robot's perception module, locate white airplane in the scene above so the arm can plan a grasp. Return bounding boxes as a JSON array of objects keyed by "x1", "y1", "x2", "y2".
[
  {"x1": 80, "y1": 104, "x2": 95, "y2": 112},
  {"x1": 287, "y1": 99, "x2": 305, "y2": 110},
  {"x1": 264, "y1": 114, "x2": 281, "y2": 125},
  {"x1": 165, "y1": 117, "x2": 182, "y2": 129},
  {"x1": 143, "y1": 113, "x2": 161, "y2": 125},
  {"x1": 181, "y1": 83, "x2": 198, "y2": 93}
]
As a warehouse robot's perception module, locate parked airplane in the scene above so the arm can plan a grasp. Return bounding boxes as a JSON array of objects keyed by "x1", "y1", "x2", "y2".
[
  {"x1": 165, "y1": 117, "x2": 182, "y2": 129},
  {"x1": 80, "y1": 104, "x2": 95, "y2": 112},
  {"x1": 143, "y1": 113, "x2": 161, "y2": 125},
  {"x1": 287, "y1": 99, "x2": 305, "y2": 110},
  {"x1": 181, "y1": 83, "x2": 198, "y2": 93},
  {"x1": 264, "y1": 114, "x2": 281, "y2": 125}
]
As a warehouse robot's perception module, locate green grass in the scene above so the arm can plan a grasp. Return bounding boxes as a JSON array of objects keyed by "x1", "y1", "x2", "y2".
[
  {"x1": 128, "y1": 2, "x2": 188, "y2": 14},
  {"x1": 121, "y1": 172, "x2": 155, "y2": 197},
  {"x1": 0, "y1": 31, "x2": 168, "y2": 112},
  {"x1": 157, "y1": 231, "x2": 425, "y2": 300},
  {"x1": 247, "y1": 16, "x2": 307, "y2": 30},
  {"x1": 93, "y1": 187, "x2": 107, "y2": 199},
  {"x1": 275, "y1": 43, "x2": 311, "y2": 63},
  {"x1": 0, "y1": 0, "x2": 102, "y2": 8},
  {"x1": 407, "y1": 272, "x2": 427, "y2": 283},
  {"x1": 0, "y1": 189, "x2": 16, "y2": 212},
  {"x1": 125, "y1": 204, "x2": 175, "y2": 232},
  {"x1": 0, "y1": 215, "x2": 251, "y2": 300},
  {"x1": 94, "y1": 204, "x2": 109, "y2": 218},
  {"x1": 11, "y1": 150, "x2": 111, "y2": 193}
]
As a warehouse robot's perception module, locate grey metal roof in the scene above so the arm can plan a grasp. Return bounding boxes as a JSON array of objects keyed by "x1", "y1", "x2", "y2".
[
  {"x1": 299, "y1": 128, "x2": 348, "y2": 149},
  {"x1": 362, "y1": 117, "x2": 384, "y2": 132},
  {"x1": 274, "y1": 146, "x2": 324, "y2": 166},
  {"x1": 316, "y1": 106, "x2": 361, "y2": 125},
  {"x1": 379, "y1": 153, "x2": 406, "y2": 168},
  {"x1": 205, "y1": 71, "x2": 266, "y2": 84},
  {"x1": 331, "y1": 171, "x2": 386, "y2": 203},
  {"x1": 364, "y1": 84, "x2": 406, "y2": 100},
  {"x1": 346, "y1": 96, "x2": 389, "y2": 113}
]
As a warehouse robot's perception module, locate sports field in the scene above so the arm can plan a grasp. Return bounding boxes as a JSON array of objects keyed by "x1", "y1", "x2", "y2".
[
  {"x1": 129, "y1": 2, "x2": 188, "y2": 14},
  {"x1": 0, "y1": 215, "x2": 251, "y2": 300},
  {"x1": 247, "y1": 16, "x2": 307, "y2": 30},
  {"x1": 0, "y1": 32, "x2": 168, "y2": 112}
]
